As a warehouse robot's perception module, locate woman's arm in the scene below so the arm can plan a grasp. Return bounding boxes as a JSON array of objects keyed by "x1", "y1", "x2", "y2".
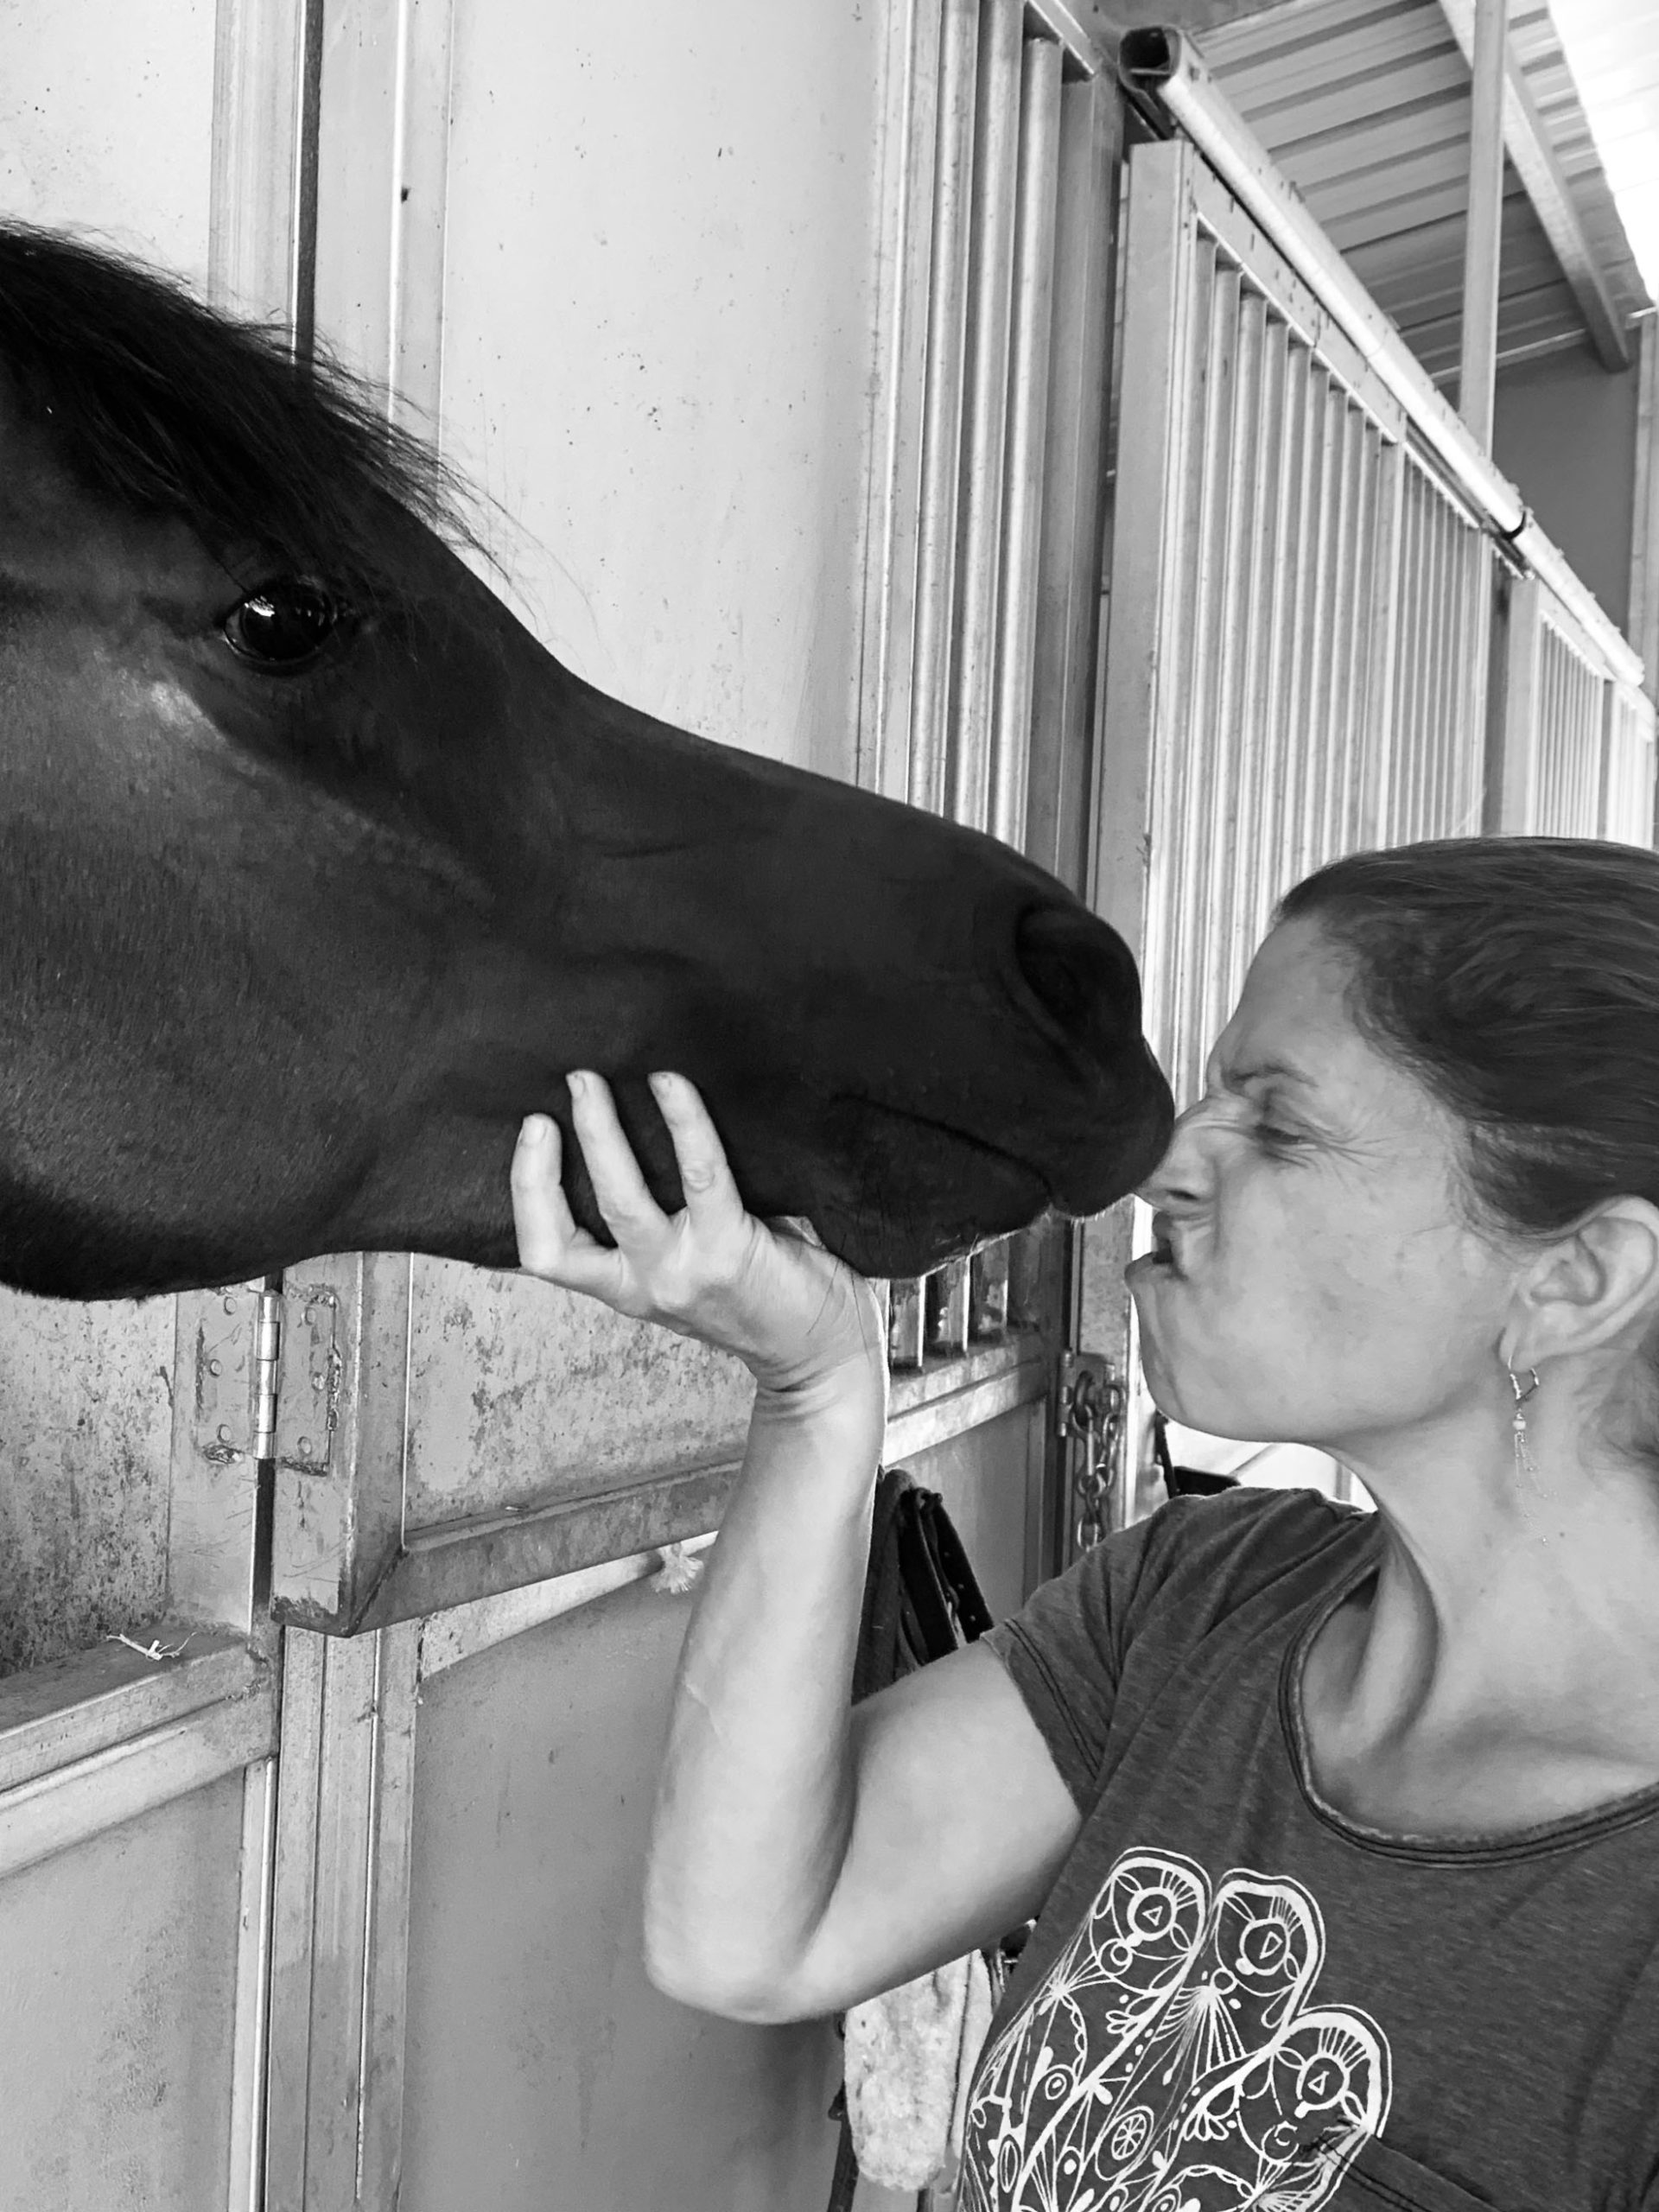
[{"x1": 512, "y1": 1073, "x2": 1080, "y2": 2023}]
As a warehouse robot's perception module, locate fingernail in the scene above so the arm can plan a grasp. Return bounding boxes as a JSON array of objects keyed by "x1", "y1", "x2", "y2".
[
  {"x1": 519, "y1": 1114, "x2": 551, "y2": 1147},
  {"x1": 567, "y1": 1070, "x2": 588, "y2": 1098},
  {"x1": 647, "y1": 1071, "x2": 673, "y2": 1095}
]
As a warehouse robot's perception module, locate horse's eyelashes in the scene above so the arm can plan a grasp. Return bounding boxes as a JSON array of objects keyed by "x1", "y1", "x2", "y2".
[{"x1": 221, "y1": 579, "x2": 349, "y2": 670}]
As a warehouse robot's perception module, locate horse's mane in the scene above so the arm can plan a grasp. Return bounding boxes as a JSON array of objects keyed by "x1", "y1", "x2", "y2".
[{"x1": 0, "y1": 224, "x2": 469, "y2": 605}]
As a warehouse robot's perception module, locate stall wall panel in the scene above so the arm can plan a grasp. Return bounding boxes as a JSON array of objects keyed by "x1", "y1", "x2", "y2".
[
  {"x1": 400, "y1": 1580, "x2": 843, "y2": 2212},
  {"x1": 1387, "y1": 461, "x2": 1490, "y2": 847},
  {"x1": 401, "y1": 1263, "x2": 753, "y2": 1530},
  {"x1": 0, "y1": 0, "x2": 216, "y2": 276},
  {"x1": 288, "y1": 0, "x2": 906, "y2": 1588},
  {"x1": 435, "y1": 0, "x2": 887, "y2": 785},
  {"x1": 0, "y1": 0, "x2": 232, "y2": 1675},
  {"x1": 1605, "y1": 684, "x2": 1658, "y2": 843},
  {"x1": 0, "y1": 1770, "x2": 245, "y2": 2212},
  {"x1": 1533, "y1": 617, "x2": 1609, "y2": 836},
  {"x1": 1097, "y1": 140, "x2": 1495, "y2": 1503},
  {"x1": 0, "y1": 1300, "x2": 176, "y2": 1673},
  {"x1": 895, "y1": 1398, "x2": 1045, "y2": 1622}
]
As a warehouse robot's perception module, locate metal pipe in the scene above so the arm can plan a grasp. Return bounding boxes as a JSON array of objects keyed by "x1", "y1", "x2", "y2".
[
  {"x1": 1458, "y1": 0, "x2": 1507, "y2": 449},
  {"x1": 1117, "y1": 24, "x2": 1645, "y2": 691}
]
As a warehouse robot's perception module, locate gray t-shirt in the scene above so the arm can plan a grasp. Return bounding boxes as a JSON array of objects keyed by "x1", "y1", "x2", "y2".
[{"x1": 959, "y1": 1487, "x2": 1659, "y2": 2212}]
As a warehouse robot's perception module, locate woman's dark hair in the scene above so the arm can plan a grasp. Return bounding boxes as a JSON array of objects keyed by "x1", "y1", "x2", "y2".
[{"x1": 1277, "y1": 837, "x2": 1659, "y2": 1238}]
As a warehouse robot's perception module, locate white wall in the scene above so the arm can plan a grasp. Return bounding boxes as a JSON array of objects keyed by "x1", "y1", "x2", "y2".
[
  {"x1": 0, "y1": 0, "x2": 216, "y2": 281},
  {"x1": 431, "y1": 0, "x2": 888, "y2": 781}
]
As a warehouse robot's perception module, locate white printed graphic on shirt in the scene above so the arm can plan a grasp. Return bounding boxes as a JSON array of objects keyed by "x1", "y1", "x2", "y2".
[{"x1": 959, "y1": 1849, "x2": 1390, "y2": 2211}]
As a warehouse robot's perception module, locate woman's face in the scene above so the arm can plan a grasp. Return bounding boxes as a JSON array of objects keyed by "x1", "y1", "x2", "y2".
[{"x1": 1128, "y1": 917, "x2": 1516, "y2": 1452}]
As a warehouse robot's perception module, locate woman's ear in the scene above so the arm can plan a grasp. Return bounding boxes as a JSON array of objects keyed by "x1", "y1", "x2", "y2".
[{"x1": 1511, "y1": 1198, "x2": 1659, "y2": 1363}]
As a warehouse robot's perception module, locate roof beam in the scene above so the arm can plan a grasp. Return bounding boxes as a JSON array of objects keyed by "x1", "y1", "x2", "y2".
[{"x1": 1437, "y1": 0, "x2": 1631, "y2": 369}]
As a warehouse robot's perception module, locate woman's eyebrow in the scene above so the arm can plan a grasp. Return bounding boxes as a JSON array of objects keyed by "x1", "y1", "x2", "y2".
[{"x1": 1215, "y1": 1057, "x2": 1315, "y2": 1092}]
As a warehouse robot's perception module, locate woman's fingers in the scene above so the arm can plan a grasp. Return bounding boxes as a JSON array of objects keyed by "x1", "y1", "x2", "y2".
[
  {"x1": 567, "y1": 1071, "x2": 670, "y2": 1251},
  {"x1": 511, "y1": 1115, "x2": 575, "y2": 1272},
  {"x1": 512, "y1": 1115, "x2": 627, "y2": 1298},
  {"x1": 647, "y1": 1072, "x2": 743, "y2": 1233}
]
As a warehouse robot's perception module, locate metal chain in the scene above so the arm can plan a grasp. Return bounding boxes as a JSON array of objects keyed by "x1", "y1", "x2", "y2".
[{"x1": 1067, "y1": 1366, "x2": 1126, "y2": 1553}]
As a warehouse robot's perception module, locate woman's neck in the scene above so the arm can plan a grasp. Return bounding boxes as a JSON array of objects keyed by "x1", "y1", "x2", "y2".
[{"x1": 1300, "y1": 1402, "x2": 1659, "y2": 1837}]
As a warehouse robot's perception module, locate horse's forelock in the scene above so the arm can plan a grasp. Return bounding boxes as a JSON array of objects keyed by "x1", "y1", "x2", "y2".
[{"x1": 0, "y1": 223, "x2": 475, "y2": 610}]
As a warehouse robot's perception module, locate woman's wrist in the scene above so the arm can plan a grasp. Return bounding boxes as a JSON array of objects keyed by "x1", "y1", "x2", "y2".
[{"x1": 750, "y1": 1342, "x2": 888, "y2": 1444}]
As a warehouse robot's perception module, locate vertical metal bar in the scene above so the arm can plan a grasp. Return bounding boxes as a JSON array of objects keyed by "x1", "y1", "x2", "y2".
[
  {"x1": 949, "y1": 0, "x2": 1025, "y2": 831},
  {"x1": 1344, "y1": 427, "x2": 1384, "y2": 846},
  {"x1": 227, "y1": 1756, "x2": 276, "y2": 2212},
  {"x1": 1171, "y1": 257, "x2": 1242, "y2": 1099},
  {"x1": 1325, "y1": 400, "x2": 1365, "y2": 861},
  {"x1": 1299, "y1": 371, "x2": 1341, "y2": 877},
  {"x1": 1259, "y1": 333, "x2": 1309, "y2": 927},
  {"x1": 356, "y1": 1620, "x2": 421, "y2": 2212},
  {"x1": 1455, "y1": 530, "x2": 1491, "y2": 834},
  {"x1": 1459, "y1": 0, "x2": 1508, "y2": 449},
  {"x1": 861, "y1": 0, "x2": 945, "y2": 800},
  {"x1": 1201, "y1": 275, "x2": 1265, "y2": 1060},
  {"x1": 1426, "y1": 500, "x2": 1453, "y2": 836},
  {"x1": 926, "y1": 1260, "x2": 972, "y2": 1356},
  {"x1": 210, "y1": 0, "x2": 319, "y2": 332},
  {"x1": 292, "y1": 0, "x2": 325, "y2": 360},
  {"x1": 1236, "y1": 315, "x2": 1290, "y2": 956},
  {"x1": 265, "y1": 1630, "x2": 324, "y2": 2212},
  {"x1": 989, "y1": 34, "x2": 1064, "y2": 849},
  {"x1": 1496, "y1": 571, "x2": 1542, "y2": 831},
  {"x1": 1421, "y1": 491, "x2": 1452, "y2": 836},
  {"x1": 887, "y1": 1277, "x2": 927, "y2": 1368},
  {"x1": 1092, "y1": 135, "x2": 1203, "y2": 1069},
  {"x1": 1364, "y1": 437, "x2": 1408, "y2": 848},
  {"x1": 1148, "y1": 232, "x2": 1220, "y2": 1084},
  {"x1": 909, "y1": 0, "x2": 980, "y2": 814},
  {"x1": 1027, "y1": 72, "x2": 1117, "y2": 890},
  {"x1": 1408, "y1": 490, "x2": 1433, "y2": 840}
]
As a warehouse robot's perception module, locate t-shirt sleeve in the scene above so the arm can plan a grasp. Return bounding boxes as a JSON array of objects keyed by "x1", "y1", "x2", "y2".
[
  {"x1": 981, "y1": 1508, "x2": 1172, "y2": 1809},
  {"x1": 982, "y1": 1487, "x2": 1351, "y2": 1812}
]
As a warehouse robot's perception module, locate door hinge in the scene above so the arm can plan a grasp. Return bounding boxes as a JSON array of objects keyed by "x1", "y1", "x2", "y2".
[
  {"x1": 189, "y1": 1284, "x2": 342, "y2": 1473},
  {"x1": 1058, "y1": 1351, "x2": 1127, "y2": 1553}
]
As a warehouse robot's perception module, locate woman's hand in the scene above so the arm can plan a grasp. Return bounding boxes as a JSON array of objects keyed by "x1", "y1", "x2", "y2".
[{"x1": 512, "y1": 1070, "x2": 886, "y2": 1398}]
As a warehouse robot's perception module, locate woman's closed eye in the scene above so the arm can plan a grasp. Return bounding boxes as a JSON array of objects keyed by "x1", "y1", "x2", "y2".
[{"x1": 1253, "y1": 1118, "x2": 1310, "y2": 1156}]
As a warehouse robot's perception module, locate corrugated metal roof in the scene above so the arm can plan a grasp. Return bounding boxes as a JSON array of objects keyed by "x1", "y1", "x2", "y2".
[
  {"x1": 1549, "y1": 0, "x2": 1659, "y2": 299},
  {"x1": 1193, "y1": 0, "x2": 1650, "y2": 380}
]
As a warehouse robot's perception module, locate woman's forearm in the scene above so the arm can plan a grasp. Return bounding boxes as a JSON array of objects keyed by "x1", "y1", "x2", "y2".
[{"x1": 641, "y1": 1355, "x2": 887, "y2": 2019}]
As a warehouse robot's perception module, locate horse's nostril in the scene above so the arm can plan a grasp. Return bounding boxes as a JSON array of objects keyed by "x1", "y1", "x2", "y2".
[{"x1": 1014, "y1": 904, "x2": 1136, "y2": 1052}]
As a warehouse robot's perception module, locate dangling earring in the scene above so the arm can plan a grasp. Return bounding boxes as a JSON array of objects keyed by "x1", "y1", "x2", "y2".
[{"x1": 1507, "y1": 1363, "x2": 1541, "y2": 1484}]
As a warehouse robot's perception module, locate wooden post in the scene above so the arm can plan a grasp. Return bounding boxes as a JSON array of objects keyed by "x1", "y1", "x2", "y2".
[{"x1": 1459, "y1": 0, "x2": 1508, "y2": 448}]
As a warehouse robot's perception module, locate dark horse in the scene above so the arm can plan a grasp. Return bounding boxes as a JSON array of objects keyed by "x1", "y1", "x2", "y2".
[{"x1": 0, "y1": 226, "x2": 1172, "y2": 1300}]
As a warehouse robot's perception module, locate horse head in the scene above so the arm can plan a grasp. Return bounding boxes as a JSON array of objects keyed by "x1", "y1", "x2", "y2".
[{"x1": 0, "y1": 224, "x2": 1172, "y2": 1299}]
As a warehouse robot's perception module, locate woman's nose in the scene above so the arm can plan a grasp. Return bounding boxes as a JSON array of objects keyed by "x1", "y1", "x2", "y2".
[{"x1": 1135, "y1": 1102, "x2": 1212, "y2": 1209}]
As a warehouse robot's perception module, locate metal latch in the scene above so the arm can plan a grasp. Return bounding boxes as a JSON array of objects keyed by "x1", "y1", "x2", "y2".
[{"x1": 1058, "y1": 1351, "x2": 1127, "y2": 1553}]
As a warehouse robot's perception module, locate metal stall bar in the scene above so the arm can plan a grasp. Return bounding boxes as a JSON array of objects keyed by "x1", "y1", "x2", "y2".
[
  {"x1": 1605, "y1": 683, "x2": 1658, "y2": 843},
  {"x1": 988, "y1": 32, "x2": 1064, "y2": 850},
  {"x1": 949, "y1": 0, "x2": 1023, "y2": 831},
  {"x1": 908, "y1": 0, "x2": 979, "y2": 816},
  {"x1": 888, "y1": 3, "x2": 1120, "y2": 1376},
  {"x1": 1024, "y1": 70, "x2": 1117, "y2": 892}
]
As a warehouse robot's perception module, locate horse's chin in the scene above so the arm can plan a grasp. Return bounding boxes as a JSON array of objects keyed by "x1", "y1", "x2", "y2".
[{"x1": 804, "y1": 1201, "x2": 1049, "y2": 1281}]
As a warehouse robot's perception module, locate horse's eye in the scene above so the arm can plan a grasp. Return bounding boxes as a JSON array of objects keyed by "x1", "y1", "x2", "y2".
[{"x1": 221, "y1": 579, "x2": 346, "y2": 667}]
